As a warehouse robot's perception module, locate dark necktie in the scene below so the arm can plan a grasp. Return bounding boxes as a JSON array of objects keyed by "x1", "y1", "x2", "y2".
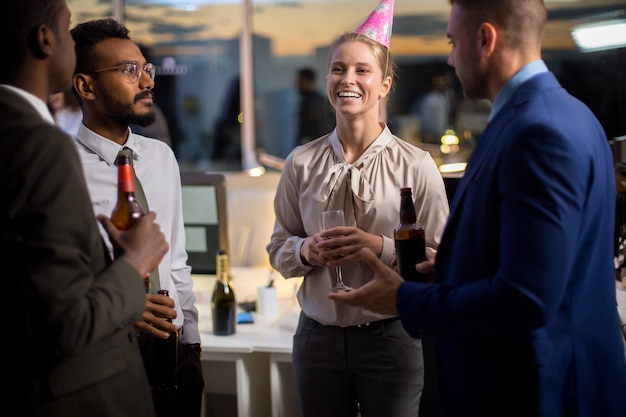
[{"x1": 116, "y1": 147, "x2": 161, "y2": 292}]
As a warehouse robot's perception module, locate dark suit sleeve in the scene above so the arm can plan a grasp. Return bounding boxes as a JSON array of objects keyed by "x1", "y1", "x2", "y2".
[{"x1": 5, "y1": 122, "x2": 146, "y2": 358}]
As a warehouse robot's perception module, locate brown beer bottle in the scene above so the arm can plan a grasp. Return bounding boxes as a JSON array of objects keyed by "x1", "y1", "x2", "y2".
[
  {"x1": 394, "y1": 187, "x2": 429, "y2": 283},
  {"x1": 151, "y1": 290, "x2": 179, "y2": 395},
  {"x1": 211, "y1": 250, "x2": 237, "y2": 335},
  {"x1": 139, "y1": 289, "x2": 179, "y2": 396},
  {"x1": 110, "y1": 152, "x2": 144, "y2": 230}
]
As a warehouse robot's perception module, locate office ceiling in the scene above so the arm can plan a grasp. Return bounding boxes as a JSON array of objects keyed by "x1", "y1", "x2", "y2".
[{"x1": 68, "y1": 0, "x2": 625, "y2": 56}]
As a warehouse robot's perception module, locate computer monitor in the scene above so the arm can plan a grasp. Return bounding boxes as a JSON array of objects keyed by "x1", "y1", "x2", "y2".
[{"x1": 180, "y1": 171, "x2": 229, "y2": 275}]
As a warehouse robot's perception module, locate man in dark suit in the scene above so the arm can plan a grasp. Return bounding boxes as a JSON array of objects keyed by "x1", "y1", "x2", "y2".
[
  {"x1": 0, "y1": 1, "x2": 168, "y2": 416},
  {"x1": 330, "y1": 1, "x2": 626, "y2": 416}
]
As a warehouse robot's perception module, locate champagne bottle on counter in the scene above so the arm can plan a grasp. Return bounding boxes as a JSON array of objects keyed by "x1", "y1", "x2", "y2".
[
  {"x1": 110, "y1": 152, "x2": 144, "y2": 230},
  {"x1": 139, "y1": 289, "x2": 179, "y2": 396},
  {"x1": 394, "y1": 187, "x2": 429, "y2": 283},
  {"x1": 212, "y1": 250, "x2": 237, "y2": 335}
]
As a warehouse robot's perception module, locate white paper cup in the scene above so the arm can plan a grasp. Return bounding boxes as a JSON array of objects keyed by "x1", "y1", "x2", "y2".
[{"x1": 257, "y1": 286, "x2": 278, "y2": 320}]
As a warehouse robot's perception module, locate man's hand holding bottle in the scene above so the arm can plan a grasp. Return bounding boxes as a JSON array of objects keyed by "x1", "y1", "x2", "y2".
[{"x1": 136, "y1": 292, "x2": 179, "y2": 339}]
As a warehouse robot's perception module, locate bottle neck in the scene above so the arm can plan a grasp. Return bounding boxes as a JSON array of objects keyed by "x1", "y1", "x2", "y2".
[
  {"x1": 400, "y1": 196, "x2": 417, "y2": 224},
  {"x1": 117, "y1": 163, "x2": 136, "y2": 196},
  {"x1": 216, "y1": 254, "x2": 231, "y2": 283}
]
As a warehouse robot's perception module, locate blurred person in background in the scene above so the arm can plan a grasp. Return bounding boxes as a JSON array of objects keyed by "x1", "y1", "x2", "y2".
[
  {"x1": 410, "y1": 74, "x2": 454, "y2": 144},
  {"x1": 295, "y1": 67, "x2": 334, "y2": 147}
]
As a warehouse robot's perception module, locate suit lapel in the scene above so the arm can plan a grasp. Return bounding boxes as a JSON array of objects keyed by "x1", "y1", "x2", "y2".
[{"x1": 447, "y1": 118, "x2": 502, "y2": 215}]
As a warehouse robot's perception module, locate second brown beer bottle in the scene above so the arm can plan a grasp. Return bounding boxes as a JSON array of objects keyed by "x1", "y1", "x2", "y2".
[
  {"x1": 139, "y1": 289, "x2": 179, "y2": 397},
  {"x1": 111, "y1": 152, "x2": 145, "y2": 230},
  {"x1": 394, "y1": 187, "x2": 429, "y2": 283}
]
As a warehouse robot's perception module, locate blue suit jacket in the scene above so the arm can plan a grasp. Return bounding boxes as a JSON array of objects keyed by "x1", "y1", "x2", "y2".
[{"x1": 397, "y1": 72, "x2": 626, "y2": 417}]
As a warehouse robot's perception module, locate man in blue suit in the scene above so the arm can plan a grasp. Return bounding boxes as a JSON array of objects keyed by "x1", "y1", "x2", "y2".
[{"x1": 330, "y1": 1, "x2": 626, "y2": 416}]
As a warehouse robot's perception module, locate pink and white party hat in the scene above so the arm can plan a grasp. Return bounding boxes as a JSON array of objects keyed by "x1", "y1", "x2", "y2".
[{"x1": 355, "y1": 0, "x2": 394, "y2": 49}]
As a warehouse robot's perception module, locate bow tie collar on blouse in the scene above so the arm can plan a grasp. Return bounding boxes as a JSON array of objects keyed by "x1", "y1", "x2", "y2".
[{"x1": 313, "y1": 132, "x2": 383, "y2": 214}]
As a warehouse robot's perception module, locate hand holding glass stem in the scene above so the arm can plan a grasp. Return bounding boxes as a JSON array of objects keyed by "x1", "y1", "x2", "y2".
[{"x1": 321, "y1": 209, "x2": 352, "y2": 292}]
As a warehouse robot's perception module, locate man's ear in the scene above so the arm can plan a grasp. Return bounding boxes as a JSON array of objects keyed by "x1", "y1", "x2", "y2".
[
  {"x1": 73, "y1": 74, "x2": 96, "y2": 101},
  {"x1": 28, "y1": 24, "x2": 55, "y2": 59},
  {"x1": 478, "y1": 22, "x2": 497, "y2": 58}
]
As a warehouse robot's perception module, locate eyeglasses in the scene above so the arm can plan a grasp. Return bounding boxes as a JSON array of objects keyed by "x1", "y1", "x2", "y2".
[{"x1": 91, "y1": 62, "x2": 155, "y2": 83}]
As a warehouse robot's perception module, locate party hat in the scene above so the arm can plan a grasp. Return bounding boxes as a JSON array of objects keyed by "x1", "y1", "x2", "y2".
[{"x1": 355, "y1": 0, "x2": 394, "y2": 49}]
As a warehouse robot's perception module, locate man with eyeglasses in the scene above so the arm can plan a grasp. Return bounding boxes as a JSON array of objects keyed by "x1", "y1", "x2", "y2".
[{"x1": 70, "y1": 18, "x2": 204, "y2": 417}]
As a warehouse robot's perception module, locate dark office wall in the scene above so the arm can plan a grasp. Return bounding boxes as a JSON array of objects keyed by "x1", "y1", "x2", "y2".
[{"x1": 555, "y1": 48, "x2": 626, "y2": 141}]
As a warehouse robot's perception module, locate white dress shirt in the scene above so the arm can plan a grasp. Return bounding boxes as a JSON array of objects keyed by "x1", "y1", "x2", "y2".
[{"x1": 73, "y1": 124, "x2": 200, "y2": 344}]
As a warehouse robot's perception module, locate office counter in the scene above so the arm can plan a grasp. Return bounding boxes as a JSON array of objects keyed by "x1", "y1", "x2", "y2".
[{"x1": 193, "y1": 268, "x2": 302, "y2": 417}]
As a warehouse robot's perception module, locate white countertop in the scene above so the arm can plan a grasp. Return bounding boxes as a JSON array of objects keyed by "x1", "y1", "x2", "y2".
[{"x1": 193, "y1": 267, "x2": 302, "y2": 354}]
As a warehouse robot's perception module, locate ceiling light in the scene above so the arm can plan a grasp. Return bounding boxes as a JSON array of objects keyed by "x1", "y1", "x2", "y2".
[
  {"x1": 439, "y1": 162, "x2": 467, "y2": 174},
  {"x1": 571, "y1": 10, "x2": 626, "y2": 53}
]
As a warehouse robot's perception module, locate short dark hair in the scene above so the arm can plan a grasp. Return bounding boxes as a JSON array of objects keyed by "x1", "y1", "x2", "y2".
[
  {"x1": 0, "y1": 0, "x2": 63, "y2": 83},
  {"x1": 71, "y1": 18, "x2": 131, "y2": 75},
  {"x1": 449, "y1": 0, "x2": 546, "y2": 49},
  {"x1": 299, "y1": 68, "x2": 316, "y2": 83}
]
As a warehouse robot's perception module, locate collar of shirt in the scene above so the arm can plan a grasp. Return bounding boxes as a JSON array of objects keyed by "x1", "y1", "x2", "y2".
[
  {"x1": 489, "y1": 60, "x2": 548, "y2": 122},
  {"x1": 314, "y1": 125, "x2": 393, "y2": 213},
  {"x1": 75, "y1": 123, "x2": 145, "y2": 166},
  {"x1": 0, "y1": 84, "x2": 55, "y2": 124}
]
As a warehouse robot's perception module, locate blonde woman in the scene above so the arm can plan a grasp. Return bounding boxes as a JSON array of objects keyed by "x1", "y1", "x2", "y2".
[{"x1": 267, "y1": 2, "x2": 449, "y2": 415}]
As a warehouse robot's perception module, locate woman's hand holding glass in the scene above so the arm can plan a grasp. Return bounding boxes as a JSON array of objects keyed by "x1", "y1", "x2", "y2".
[{"x1": 321, "y1": 210, "x2": 352, "y2": 292}]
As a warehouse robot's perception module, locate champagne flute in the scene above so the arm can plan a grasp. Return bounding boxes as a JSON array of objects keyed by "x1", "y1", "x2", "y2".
[{"x1": 321, "y1": 209, "x2": 352, "y2": 292}]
